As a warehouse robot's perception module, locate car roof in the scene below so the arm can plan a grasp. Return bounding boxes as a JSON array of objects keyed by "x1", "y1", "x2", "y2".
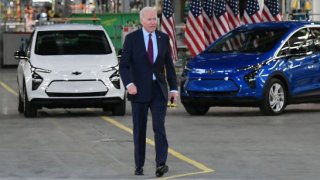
[
  {"x1": 35, "y1": 24, "x2": 105, "y2": 31},
  {"x1": 239, "y1": 21, "x2": 320, "y2": 30}
]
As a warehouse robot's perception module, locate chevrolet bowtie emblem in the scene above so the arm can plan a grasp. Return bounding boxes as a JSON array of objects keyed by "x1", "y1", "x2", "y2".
[
  {"x1": 207, "y1": 69, "x2": 214, "y2": 75},
  {"x1": 72, "y1": 71, "x2": 82, "y2": 75}
]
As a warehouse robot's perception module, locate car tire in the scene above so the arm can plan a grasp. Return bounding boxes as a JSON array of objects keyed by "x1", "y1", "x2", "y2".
[
  {"x1": 183, "y1": 103, "x2": 209, "y2": 115},
  {"x1": 23, "y1": 86, "x2": 37, "y2": 118},
  {"x1": 18, "y1": 91, "x2": 24, "y2": 113},
  {"x1": 111, "y1": 100, "x2": 126, "y2": 116},
  {"x1": 260, "y1": 78, "x2": 287, "y2": 115}
]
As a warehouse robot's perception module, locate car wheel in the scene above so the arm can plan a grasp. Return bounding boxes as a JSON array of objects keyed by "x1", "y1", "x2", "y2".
[
  {"x1": 260, "y1": 78, "x2": 287, "y2": 115},
  {"x1": 183, "y1": 103, "x2": 209, "y2": 115},
  {"x1": 18, "y1": 91, "x2": 24, "y2": 113},
  {"x1": 111, "y1": 100, "x2": 126, "y2": 116},
  {"x1": 23, "y1": 86, "x2": 37, "y2": 118}
]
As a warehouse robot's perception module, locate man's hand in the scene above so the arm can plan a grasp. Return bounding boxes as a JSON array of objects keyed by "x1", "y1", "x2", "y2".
[
  {"x1": 168, "y1": 91, "x2": 179, "y2": 103},
  {"x1": 127, "y1": 84, "x2": 137, "y2": 95}
]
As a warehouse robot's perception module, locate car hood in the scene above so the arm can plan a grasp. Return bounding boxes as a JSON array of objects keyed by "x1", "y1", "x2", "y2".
[
  {"x1": 188, "y1": 53, "x2": 271, "y2": 70},
  {"x1": 30, "y1": 54, "x2": 118, "y2": 71}
]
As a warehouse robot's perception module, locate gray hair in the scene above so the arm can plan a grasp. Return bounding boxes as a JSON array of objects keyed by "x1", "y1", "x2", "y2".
[{"x1": 140, "y1": 6, "x2": 157, "y2": 22}]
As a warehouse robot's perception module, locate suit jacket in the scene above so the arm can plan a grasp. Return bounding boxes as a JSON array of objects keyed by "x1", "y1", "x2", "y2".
[{"x1": 119, "y1": 29, "x2": 178, "y2": 102}]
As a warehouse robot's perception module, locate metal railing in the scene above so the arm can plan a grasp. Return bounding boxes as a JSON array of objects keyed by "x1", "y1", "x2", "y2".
[{"x1": 284, "y1": 12, "x2": 320, "y2": 21}]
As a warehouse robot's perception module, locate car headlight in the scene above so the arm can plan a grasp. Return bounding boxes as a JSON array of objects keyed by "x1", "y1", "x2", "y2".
[
  {"x1": 31, "y1": 67, "x2": 51, "y2": 90},
  {"x1": 102, "y1": 65, "x2": 120, "y2": 89},
  {"x1": 180, "y1": 67, "x2": 191, "y2": 93},
  {"x1": 109, "y1": 70, "x2": 120, "y2": 89},
  {"x1": 236, "y1": 63, "x2": 262, "y2": 72},
  {"x1": 31, "y1": 72, "x2": 43, "y2": 90},
  {"x1": 102, "y1": 64, "x2": 118, "y2": 73},
  {"x1": 181, "y1": 67, "x2": 192, "y2": 83},
  {"x1": 237, "y1": 64, "x2": 263, "y2": 89},
  {"x1": 244, "y1": 71, "x2": 258, "y2": 89},
  {"x1": 181, "y1": 66, "x2": 191, "y2": 77}
]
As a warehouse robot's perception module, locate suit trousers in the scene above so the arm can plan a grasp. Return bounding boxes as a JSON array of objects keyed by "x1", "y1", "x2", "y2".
[{"x1": 131, "y1": 81, "x2": 168, "y2": 168}]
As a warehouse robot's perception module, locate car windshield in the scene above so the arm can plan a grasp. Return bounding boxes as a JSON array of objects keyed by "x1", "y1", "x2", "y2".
[
  {"x1": 207, "y1": 27, "x2": 289, "y2": 54},
  {"x1": 35, "y1": 30, "x2": 112, "y2": 55}
]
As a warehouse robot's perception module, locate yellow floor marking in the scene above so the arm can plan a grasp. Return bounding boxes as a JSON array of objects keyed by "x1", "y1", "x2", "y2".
[
  {"x1": 159, "y1": 170, "x2": 213, "y2": 180},
  {"x1": 0, "y1": 80, "x2": 18, "y2": 96},
  {"x1": 0, "y1": 81, "x2": 214, "y2": 179},
  {"x1": 99, "y1": 115, "x2": 214, "y2": 179}
]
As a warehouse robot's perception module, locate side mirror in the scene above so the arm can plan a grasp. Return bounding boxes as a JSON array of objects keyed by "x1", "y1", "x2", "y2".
[{"x1": 14, "y1": 50, "x2": 27, "y2": 60}]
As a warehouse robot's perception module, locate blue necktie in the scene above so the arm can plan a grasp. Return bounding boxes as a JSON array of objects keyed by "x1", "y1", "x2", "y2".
[{"x1": 148, "y1": 34, "x2": 153, "y2": 64}]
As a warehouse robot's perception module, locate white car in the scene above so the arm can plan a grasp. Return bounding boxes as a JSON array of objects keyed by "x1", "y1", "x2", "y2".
[{"x1": 15, "y1": 24, "x2": 126, "y2": 117}]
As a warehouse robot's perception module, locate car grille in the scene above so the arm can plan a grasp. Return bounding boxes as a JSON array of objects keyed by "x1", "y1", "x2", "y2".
[
  {"x1": 47, "y1": 92, "x2": 107, "y2": 97},
  {"x1": 186, "y1": 79, "x2": 239, "y2": 92},
  {"x1": 187, "y1": 91, "x2": 238, "y2": 97},
  {"x1": 45, "y1": 80, "x2": 108, "y2": 97}
]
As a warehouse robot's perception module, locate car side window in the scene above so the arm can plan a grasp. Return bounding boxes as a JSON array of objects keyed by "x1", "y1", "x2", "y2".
[
  {"x1": 279, "y1": 28, "x2": 314, "y2": 56},
  {"x1": 278, "y1": 41, "x2": 290, "y2": 56},
  {"x1": 290, "y1": 28, "x2": 312, "y2": 54},
  {"x1": 310, "y1": 28, "x2": 320, "y2": 53},
  {"x1": 289, "y1": 29, "x2": 308, "y2": 48}
]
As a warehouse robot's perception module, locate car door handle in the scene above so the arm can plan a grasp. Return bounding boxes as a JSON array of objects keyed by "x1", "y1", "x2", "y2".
[{"x1": 313, "y1": 59, "x2": 320, "y2": 63}]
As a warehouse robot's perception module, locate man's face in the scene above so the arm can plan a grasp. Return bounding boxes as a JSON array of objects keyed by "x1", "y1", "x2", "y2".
[{"x1": 141, "y1": 10, "x2": 157, "y2": 33}]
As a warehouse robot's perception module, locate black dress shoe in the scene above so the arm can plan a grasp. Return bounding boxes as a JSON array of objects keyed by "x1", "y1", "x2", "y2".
[
  {"x1": 155, "y1": 164, "x2": 169, "y2": 177},
  {"x1": 134, "y1": 167, "x2": 144, "y2": 175}
]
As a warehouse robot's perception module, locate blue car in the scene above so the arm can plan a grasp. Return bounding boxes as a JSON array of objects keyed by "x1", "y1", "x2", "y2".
[{"x1": 180, "y1": 21, "x2": 320, "y2": 115}]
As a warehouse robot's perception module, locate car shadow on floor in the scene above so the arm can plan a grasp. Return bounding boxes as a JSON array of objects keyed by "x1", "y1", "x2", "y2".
[
  {"x1": 35, "y1": 108, "x2": 119, "y2": 118},
  {"x1": 174, "y1": 106, "x2": 320, "y2": 117}
]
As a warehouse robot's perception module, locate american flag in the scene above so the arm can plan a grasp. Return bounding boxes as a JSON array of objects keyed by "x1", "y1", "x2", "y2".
[
  {"x1": 243, "y1": 0, "x2": 262, "y2": 24},
  {"x1": 161, "y1": 0, "x2": 178, "y2": 61},
  {"x1": 202, "y1": 0, "x2": 214, "y2": 47},
  {"x1": 212, "y1": 0, "x2": 230, "y2": 41},
  {"x1": 226, "y1": 0, "x2": 242, "y2": 50},
  {"x1": 226, "y1": 0, "x2": 240, "y2": 30},
  {"x1": 261, "y1": 0, "x2": 282, "y2": 22},
  {"x1": 184, "y1": 0, "x2": 205, "y2": 57}
]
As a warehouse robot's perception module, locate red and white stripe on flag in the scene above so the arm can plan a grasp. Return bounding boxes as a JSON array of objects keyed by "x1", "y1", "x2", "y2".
[
  {"x1": 184, "y1": 0, "x2": 205, "y2": 57},
  {"x1": 226, "y1": 0, "x2": 240, "y2": 30},
  {"x1": 161, "y1": 0, "x2": 178, "y2": 61},
  {"x1": 212, "y1": 0, "x2": 230, "y2": 41},
  {"x1": 202, "y1": 0, "x2": 214, "y2": 48}
]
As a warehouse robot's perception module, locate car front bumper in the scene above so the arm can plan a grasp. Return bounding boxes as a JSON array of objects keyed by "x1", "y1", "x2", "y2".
[
  {"x1": 180, "y1": 95, "x2": 259, "y2": 107},
  {"x1": 31, "y1": 97, "x2": 124, "y2": 108}
]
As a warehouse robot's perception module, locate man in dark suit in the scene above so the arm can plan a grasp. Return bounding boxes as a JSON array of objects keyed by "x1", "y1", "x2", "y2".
[{"x1": 119, "y1": 6, "x2": 178, "y2": 177}]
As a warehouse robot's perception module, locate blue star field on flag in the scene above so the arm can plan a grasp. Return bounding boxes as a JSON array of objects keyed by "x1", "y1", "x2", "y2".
[
  {"x1": 163, "y1": 0, "x2": 173, "y2": 18},
  {"x1": 214, "y1": 0, "x2": 227, "y2": 17},
  {"x1": 190, "y1": 0, "x2": 202, "y2": 17},
  {"x1": 245, "y1": 0, "x2": 260, "y2": 16},
  {"x1": 265, "y1": 0, "x2": 280, "y2": 17},
  {"x1": 226, "y1": 0, "x2": 239, "y2": 16},
  {"x1": 203, "y1": 0, "x2": 213, "y2": 18}
]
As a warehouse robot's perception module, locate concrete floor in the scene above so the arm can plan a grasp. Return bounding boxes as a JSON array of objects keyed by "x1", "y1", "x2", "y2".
[{"x1": 1, "y1": 68, "x2": 320, "y2": 179}]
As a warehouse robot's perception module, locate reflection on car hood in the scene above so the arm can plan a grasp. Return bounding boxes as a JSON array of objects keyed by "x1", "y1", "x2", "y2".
[
  {"x1": 189, "y1": 53, "x2": 270, "y2": 70},
  {"x1": 31, "y1": 54, "x2": 118, "y2": 70}
]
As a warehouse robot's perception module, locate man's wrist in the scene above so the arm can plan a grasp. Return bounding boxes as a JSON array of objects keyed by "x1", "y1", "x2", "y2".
[{"x1": 126, "y1": 83, "x2": 134, "y2": 89}]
